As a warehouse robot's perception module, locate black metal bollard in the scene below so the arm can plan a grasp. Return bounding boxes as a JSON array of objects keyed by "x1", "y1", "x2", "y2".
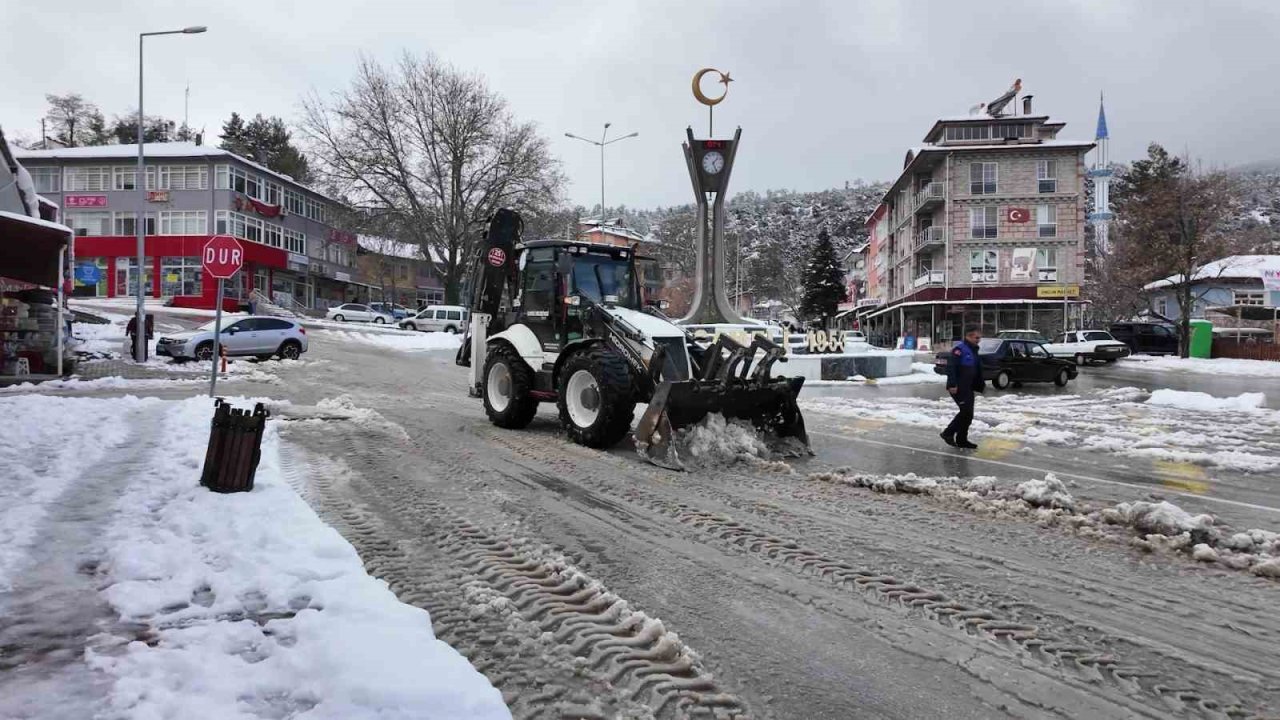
[{"x1": 200, "y1": 399, "x2": 270, "y2": 493}]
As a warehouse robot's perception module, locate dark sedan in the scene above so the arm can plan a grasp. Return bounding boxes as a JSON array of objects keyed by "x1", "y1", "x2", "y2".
[{"x1": 934, "y1": 338, "x2": 1078, "y2": 390}]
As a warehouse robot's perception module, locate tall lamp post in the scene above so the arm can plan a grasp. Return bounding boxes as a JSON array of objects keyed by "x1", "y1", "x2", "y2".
[
  {"x1": 134, "y1": 25, "x2": 206, "y2": 362},
  {"x1": 565, "y1": 124, "x2": 638, "y2": 225}
]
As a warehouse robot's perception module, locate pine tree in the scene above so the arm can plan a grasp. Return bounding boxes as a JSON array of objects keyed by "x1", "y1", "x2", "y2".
[
  {"x1": 799, "y1": 229, "x2": 846, "y2": 325},
  {"x1": 220, "y1": 113, "x2": 311, "y2": 182}
]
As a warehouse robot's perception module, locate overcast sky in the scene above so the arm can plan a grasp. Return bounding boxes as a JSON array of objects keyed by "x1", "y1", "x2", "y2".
[{"x1": 4, "y1": 0, "x2": 1279, "y2": 209}]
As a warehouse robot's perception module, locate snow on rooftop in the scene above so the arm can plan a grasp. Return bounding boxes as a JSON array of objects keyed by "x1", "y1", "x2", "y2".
[
  {"x1": 1144, "y1": 255, "x2": 1280, "y2": 290},
  {"x1": 14, "y1": 142, "x2": 337, "y2": 202}
]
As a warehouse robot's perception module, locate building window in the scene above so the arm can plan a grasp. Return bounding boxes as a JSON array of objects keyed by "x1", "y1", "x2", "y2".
[
  {"x1": 969, "y1": 162, "x2": 997, "y2": 194},
  {"x1": 227, "y1": 166, "x2": 263, "y2": 199},
  {"x1": 65, "y1": 211, "x2": 112, "y2": 236},
  {"x1": 284, "y1": 190, "x2": 304, "y2": 216},
  {"x1": 1037, "y1": 160, "x2": 1057, "y2": 193},
  {"x1": 158, "y1": 210, "x2": 207, "y2": 235},
  {"x1": 1036, "y1": 248, "x2": 1057, "y2": 282},
  {"x1": 215, "y1": 164, "x2": 229, "y2": 189},
  {"x1": 161, "y1": 256, "x2": 203, "y2": 297},
  {"x1": 29, "y1": 167, "x2": 60, "y2": 193},
  {"x1": 968, "y1": 249, "x2": 998, "y2": 283},
  {"x1": 993, "y1": 123, "x2": 1031, "y2": 139},
  {"x1": 1037, "y1": 204, "x2": 1057, "y2": 238},
  {"x1": 111, "y1": 211, "x2": 155, "y2": 236},
  {"x1": 946, "y1": 125, "x2": 991, "y2": 142},
  {"x1": 264, "y1": 182, "x2": 282, "y2": 206},
  {"x1": 1155, "y1": 298, "x2": 1168, "y2": 317},
  {"x1": 969, "y1": 206, "x2": 998, "y2": 239},
  {"x1": 112, "y1": 166, "x2": 157, "y2": 191},
  {"x1": 264, "y1": 223, "x2": 283, "y2": 249},
  {"x1": 1234, "y1": 290, "x2": 1266, "y2": 306},
  {"x1": 64, "y1": 166, "x2": 112, "y2": 192},
  {"x1": 304, "y1": 198, "x2": 325, "y2": 223},
  {"x1": 157, "y1": 165, "x2": 208, "y2": 190},
  {"x1": 284, "y1": 229, "x2": 306, "y2": 254}
]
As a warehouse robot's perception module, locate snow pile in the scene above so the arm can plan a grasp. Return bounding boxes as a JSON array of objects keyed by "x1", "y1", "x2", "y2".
[
  {"x1": 1121, "y1": 355, "x2": 1280, "y2": 378},
  {"x1": 86, "y1": 396, "x2": 509, "y2": 719},
  {"x1": 681, "y1": 413, "x2": 771, "y2": 461},
  {"x1": 1016, "y1": 474, "x2": 1075, "y2": 510},
  {"x1": 320, "y1": 328, "x2": 463, "y2": 352},
  {"x1": 0, "y1": 395, "x2": 159, "y2": 591},
  {"x1": 810, "y1": 468, "x2": 1280, "y2": 578},
  {"x1": 1147, "y1": 389, "x2": 1266, "y2": 412},
  {"x1": 869, "y1": 363, "x2": 946, "y2": 386}
]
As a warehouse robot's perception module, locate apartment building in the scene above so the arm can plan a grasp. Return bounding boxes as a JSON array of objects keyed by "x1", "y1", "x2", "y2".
[
  {"x1": 355, "y1": 236, "x2": 446, "y2": 309},
  {"x1": 14, "y1": 142, "x2": 359, "y2": 311},
  {"x1": 858, "y1": 89, "x2": 1094, "y2": 346}
]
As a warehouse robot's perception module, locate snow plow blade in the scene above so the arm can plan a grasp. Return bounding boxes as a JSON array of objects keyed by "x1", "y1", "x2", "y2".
[{"x1": 635, "y1": 375, "x2": 811, "y2": 470}]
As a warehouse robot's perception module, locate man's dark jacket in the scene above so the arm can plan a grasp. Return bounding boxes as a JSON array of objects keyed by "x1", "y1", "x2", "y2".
[{"x1": 946, "y1": 340, "x2": 986, "y2": 400}]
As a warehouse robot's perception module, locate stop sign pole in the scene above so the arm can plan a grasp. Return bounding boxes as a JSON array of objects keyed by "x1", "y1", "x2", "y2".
[{"x1": 202, "y1": 235, "x2": 245, "y2": 397}]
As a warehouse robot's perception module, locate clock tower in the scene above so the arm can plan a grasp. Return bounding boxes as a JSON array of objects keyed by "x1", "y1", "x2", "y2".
[{"x1": 680, "y1": 125, "x2": 744, "y2": 325}]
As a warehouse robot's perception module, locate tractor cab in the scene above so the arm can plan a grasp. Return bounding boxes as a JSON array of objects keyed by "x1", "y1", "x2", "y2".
[{"x1": 511, "y1": 240, "x2": 656, "y2": 351}]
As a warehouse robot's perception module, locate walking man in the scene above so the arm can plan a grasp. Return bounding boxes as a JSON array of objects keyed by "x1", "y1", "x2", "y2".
[{"x1": 941, "y1": 325, "x2": 985, "y2": 449}]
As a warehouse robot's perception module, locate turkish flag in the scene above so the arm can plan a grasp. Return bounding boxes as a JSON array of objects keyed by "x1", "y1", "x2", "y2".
[{"x1": 1006, "y1": 207, "x2": 1030, "y2": 223}]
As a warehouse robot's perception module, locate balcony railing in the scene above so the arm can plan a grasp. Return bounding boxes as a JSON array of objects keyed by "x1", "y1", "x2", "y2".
[
  {"x1": 913, "y1": 182, "x2": 945, "y2": 214},
  {"x1": 913, "y1": 226, "x2": 946, "y2": 252},
  {"x1": 913, "y1": 271, "x2": 945, "y2": 288}
]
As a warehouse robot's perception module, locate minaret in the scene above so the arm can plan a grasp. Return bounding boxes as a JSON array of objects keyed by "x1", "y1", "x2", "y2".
[{"x1": 1088, "y1": 93, "x2": 1113, "y2": 254}]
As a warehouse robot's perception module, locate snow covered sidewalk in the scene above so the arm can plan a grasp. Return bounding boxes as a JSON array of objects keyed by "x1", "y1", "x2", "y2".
[
  {"x1": 0, "y1": 394, "x2": 508, "y2": 720},
  {"x1": 318, "y1": 328, "x2": 463, "y2": 353},
  {"x1": 1120, "y1": 354, "x2": 1280, "y2": 378}
]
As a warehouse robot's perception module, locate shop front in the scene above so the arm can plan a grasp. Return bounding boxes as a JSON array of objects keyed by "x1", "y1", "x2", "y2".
[
  {"x1": 73, "y1": 235, "x2": 288, "y2": 310},
  {"x1": 863, "y1": 286, "x2": 1087, "y2": 349}
]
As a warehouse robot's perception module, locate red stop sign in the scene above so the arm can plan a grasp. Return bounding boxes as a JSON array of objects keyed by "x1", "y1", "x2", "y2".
[{"x1": 202, "y1": 235, "x2": 245, "y2": 279}]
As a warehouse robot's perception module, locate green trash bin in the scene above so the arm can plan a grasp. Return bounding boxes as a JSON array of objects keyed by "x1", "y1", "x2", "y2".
[{"x1": 1188, "y1": 319, "x2": 1213, "y2": 358}]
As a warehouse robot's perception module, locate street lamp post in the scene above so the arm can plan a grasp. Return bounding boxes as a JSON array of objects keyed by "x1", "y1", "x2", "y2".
[
  {"x1": 134, "y1": 25, "x2": 206, "y2": 363},
  {"x1": 565, "y1": 124, "x2": 638, "y2": 225}
]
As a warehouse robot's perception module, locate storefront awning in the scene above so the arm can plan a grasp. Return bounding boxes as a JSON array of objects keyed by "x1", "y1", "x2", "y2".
[
  {"x1": 862, "y1": 297, "x2": 1088, "y2": 321},
  {"x1": 0, "y1": 210, "x2": 71, "y2": 287},
  {"x1": 1207, "y1": 305, "x2": 1280, "y2": 322}
]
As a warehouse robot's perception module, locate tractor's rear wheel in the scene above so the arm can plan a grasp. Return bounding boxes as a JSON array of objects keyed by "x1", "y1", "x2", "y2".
[
  {"x1": 557, "y1": 346, "x2": 635, "y2": 449},
  {"x1": 483, "y1": 343, "x2": 538, "y2": 429}
]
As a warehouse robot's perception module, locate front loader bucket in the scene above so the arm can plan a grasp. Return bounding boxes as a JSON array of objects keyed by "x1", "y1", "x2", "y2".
[{"x1": 634, "y1": 376, "x2": 812, "y2": 470}]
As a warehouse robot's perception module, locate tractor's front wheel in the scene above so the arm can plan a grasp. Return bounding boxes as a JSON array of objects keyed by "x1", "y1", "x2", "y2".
[
  {"x1": 483, "y1": 343, "x2": 538, "y2": 429},
  {"x1": 557, "y1": 346, "x2": 635, "y2": 449}
]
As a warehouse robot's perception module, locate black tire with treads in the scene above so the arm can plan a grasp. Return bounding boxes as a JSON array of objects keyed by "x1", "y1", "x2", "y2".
[
  {"x1": 483, "y1": 342, "x2": 538, "y2": 429},
  {"x1": 557, "y1": 345, "x2": 635, "y2": 448}
]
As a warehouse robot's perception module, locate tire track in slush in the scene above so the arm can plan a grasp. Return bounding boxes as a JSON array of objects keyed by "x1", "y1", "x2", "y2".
[
  {"x1": 279, "y1": 436, "x2": 753, "y2": 720},
  {"x1": 473, "y1": 425, "x2": 1271, "y2": 720}
]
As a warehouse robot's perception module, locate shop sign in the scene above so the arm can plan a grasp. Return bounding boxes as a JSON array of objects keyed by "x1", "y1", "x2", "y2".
[
  {"x1": 328, "y1": 230, "x2": 357, "y2": 245},
  {"x1": 1036, "y1": 285, "x2": 1080, "y2": 298},
  {"x1": 147, "y1": 190, "x2": 170, "y2": 203},
  {"x1": 65, "y1": 194, "x2": 107, "y2": 208},
  {"x1": 1263, "y1": 269, "x2": 1280, "y2": 292},
  {"x1": 74, "y1": 263, "x2": 100, "y2": 284},
  {"x1": 288, "y1": 252, "x2": 309, "y2": 266},
  {"x1": 334, "y1": 271, "x2": 351, "y2": 282}
]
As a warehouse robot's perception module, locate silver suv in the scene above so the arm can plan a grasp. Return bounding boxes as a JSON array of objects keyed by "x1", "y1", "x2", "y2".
[{"x1": 156, "y1": 316, "x2": 309, "y2": 362}]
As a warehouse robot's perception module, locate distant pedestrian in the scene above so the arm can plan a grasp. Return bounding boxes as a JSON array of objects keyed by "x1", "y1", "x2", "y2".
[{"x1": 941, "y1": 325, "x2": 985, "y2": 449}]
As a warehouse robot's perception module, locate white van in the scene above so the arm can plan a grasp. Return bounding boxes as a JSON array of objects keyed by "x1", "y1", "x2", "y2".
[{"x1": 400, "y1": 305, "x2": 469, "y2": 333}]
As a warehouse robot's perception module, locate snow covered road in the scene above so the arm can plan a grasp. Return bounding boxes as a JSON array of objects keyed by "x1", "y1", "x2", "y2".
[{"x1": 7, "y1": 318, "x2": 1280, "y2": 719}]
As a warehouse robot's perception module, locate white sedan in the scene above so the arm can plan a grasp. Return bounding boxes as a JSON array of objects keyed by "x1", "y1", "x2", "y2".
[
  {"x1": 326, "y1": 303, "x2": 394, "y2": 324},
  {"x1": 1043, "y1": 330, "x2": 1131, "y2": 365}
]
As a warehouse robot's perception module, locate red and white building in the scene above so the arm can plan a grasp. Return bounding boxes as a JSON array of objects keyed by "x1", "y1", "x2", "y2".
[{"x1": 14, "y1": 142, "x2": 359, "y2": 311}]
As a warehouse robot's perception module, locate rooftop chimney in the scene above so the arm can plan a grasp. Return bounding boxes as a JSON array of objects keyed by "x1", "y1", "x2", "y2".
[{"x1": 1022, "y1": 95, "x2": 1034, "y2": 115}]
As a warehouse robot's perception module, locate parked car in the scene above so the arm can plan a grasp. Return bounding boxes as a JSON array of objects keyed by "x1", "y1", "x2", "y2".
[
  {"x1": 934, "y1": 338, "x2": 1077, "y2": 389},
  {"x1": 995, "y1": 329, "x2": 1051, "y2": 344},
  {"x1": 1043, "y1": 330, "x2": 1131, "y2": 365},
  {"x1": 326, "y1": 303, "x2": 393, "y2": 324},
  {"x1": 1108, "y1": 322, "x2": 1179, "y2": 355},
  {"x1": 369, "y1": 302, "x2": 411, "y2": 320},
  {"x1": 156, "y1": 316, "x2": 308, "y2": 362},
  {"x1": 400, "y1": 305, "x2": 469, "y2": 333}
]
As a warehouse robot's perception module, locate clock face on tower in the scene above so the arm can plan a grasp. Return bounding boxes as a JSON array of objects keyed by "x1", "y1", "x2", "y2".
[{"x1": 701, "y1": 151, "x2": 725, "y2": 175}]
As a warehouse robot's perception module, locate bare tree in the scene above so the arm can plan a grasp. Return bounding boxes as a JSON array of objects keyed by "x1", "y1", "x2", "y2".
[
  {"x1": 43, "y1": 93, "x2": 110, "y2": 147},
  {"x1": 300, "y1": 53, "x2": 565, "y2": 303},
  {"x1": 1113, "y1": 144, "x2": 1243, "y2": 356}
]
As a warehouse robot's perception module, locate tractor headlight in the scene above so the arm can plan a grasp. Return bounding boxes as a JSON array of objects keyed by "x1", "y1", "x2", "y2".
[
  {"x1": 565, "y1": 296, "x2": 581, "y2": 306},
  {"x1": 604, "y1": 294, "x2": 619, "y2": 304}
]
